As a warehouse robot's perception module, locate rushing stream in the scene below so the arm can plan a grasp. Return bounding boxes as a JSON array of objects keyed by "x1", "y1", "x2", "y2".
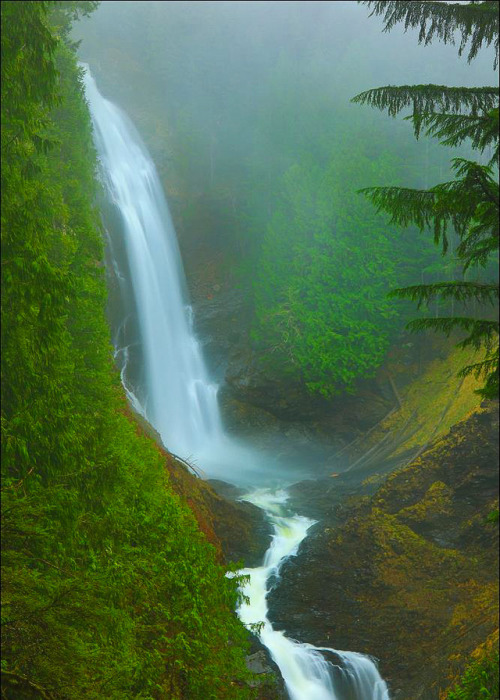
[
  {"x1": 238, "y1": 490, "x2": 390, "y2": 700},
  {"x1": 83, "y1": 66, "x2": 390, "y2": 700}
]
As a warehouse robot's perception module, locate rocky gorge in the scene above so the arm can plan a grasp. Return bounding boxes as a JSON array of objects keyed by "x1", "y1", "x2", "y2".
[
  {"x1": 271, "y1": 402, "x2": 499, "y2": 699},
  {"x1": 91, "y1": 69, "x2": 498, "y2": 698},
  {"x1": 164, "y1": 240, "x2": 499, "y2": 700}
]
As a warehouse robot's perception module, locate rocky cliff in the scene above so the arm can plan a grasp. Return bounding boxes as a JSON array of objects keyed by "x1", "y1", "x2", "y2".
[{"x1": 268, "y1": 401, "x2": 499, "y2": 699}]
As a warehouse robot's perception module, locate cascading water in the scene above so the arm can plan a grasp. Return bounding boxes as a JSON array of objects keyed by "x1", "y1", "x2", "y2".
[
  {"x1": 83, "y1": 69, "x2": 222, "y2": 460},
  {"x1": 82, "y1": 66, "x2": 390, "y2": 700},
  {"x1": 236, "y1": 490, "x2": 390, "y2": 700}
]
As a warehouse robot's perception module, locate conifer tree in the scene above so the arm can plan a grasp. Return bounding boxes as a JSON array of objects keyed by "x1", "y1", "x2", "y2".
[{"x1": 352, "y1": 1, "x2": 499, "y2": 398}]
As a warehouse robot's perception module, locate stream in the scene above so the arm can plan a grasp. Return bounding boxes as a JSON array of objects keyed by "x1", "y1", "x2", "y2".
[{"x1": 83, "y1": 65, "x2": 390, "y2": 700}]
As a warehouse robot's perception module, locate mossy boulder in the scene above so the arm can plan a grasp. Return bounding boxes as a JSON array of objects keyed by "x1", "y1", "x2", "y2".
[{"x1": 268, "y1": 401, "x2": 499, "y2": 699}]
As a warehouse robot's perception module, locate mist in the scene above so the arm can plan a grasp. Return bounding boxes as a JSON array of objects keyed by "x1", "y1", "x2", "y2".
[
  {"x1": 3, "y1": 4, "x2": 497, "y2": 698},
  {"x1": 73, "y1": 0, "x2": 497, "y2": 198},
  {"x1": 72, "y1": 0, "x2": 498, "y2": 432}
]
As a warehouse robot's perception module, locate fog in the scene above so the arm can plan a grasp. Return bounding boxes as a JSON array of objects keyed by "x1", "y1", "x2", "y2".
[
  {"x1": 73, "y1": 1, "x2": 498, "y2": 415},
  {"x1": 74, "y1": 0, "x2": 497, "y2": 197}
]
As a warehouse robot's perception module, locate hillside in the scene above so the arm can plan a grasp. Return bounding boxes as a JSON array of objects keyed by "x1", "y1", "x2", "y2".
[
  {"x1": 2, "y1": 3, "x2": 497, "y2": 699},
  {"x1": 269, "y1": 398, "x2": 499, "y2": 699},
  {"x1": 1, "y1": 5, "x2": 257, "y2": 698}
]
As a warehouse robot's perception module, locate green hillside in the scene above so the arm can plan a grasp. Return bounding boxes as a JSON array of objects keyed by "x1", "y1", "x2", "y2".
[{"x1": 1, "y1": 3, "x2": 254, "y2": 698}]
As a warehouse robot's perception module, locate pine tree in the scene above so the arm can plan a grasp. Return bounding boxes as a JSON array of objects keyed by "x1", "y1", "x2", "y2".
[
  {"x1": 359, "y1": 1, "x2": 499, "y2": 65},
  {"x1": 352, "y1": 1, "x2": 499, "y2": 398}
]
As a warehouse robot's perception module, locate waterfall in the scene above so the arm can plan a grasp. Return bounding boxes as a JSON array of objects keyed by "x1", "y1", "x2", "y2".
[
  {"x1": 82, "y1": 69, "x2": 223, "y2": 460},
  {"x1": 82, "y1": 66, "x2": 390, "y2": 700},
  {"x1": 236, "y1": 490, "x2": 390, "y2": 700}
]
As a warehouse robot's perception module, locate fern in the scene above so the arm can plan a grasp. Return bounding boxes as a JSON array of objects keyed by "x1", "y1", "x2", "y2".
[{"x1": 446, "y1": 647, "x2": 499, "y2": 699}]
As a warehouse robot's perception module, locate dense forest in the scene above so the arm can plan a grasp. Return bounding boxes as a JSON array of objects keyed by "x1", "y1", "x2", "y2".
[
  {"x1": 1, "y1": 1, "x2": 498, "y2": 699},
  {"x1": 1, "y1": 3, "x2": 255, "y2": 698}
]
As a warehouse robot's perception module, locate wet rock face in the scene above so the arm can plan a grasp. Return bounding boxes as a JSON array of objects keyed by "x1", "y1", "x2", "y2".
[
  {"x1": 219, "y1": 324, "x2": 395, "y2": 450},
  {"x1": 223, "y1": 342, "x2": 393, "y2": 432},
  {"x1": 207, "y1": 480, "x2": 273, "y2": 567},
  {"x1": 267, "y1": 402, "x2": 499, "y2": 700},
  {"x1": 245, "y1": 650, "x2": 288, "y2": 699},
  {"x1": 180, "y1": 252, "x2": 396, "y2": 447},
  {"x1": 224, "y1": 345, "x2": 327, "y2": 422},
  {"x1": 191, "y1": 283, "x2": 252, "y2": 385}
]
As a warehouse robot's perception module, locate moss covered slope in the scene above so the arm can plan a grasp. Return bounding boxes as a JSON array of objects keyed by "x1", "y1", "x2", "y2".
[
  {"x1": 270, "y1": 400, "x2": 499, "y2": 699},
  {"x1": 1, "y1": 4, "x2": 254, "y2": 698}
]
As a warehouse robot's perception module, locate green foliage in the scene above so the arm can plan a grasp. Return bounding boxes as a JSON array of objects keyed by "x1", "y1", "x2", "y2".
[
  {"x1": 417, "y1": 109, "x2": 499, "y2": 165},
  {"x1": 1, "y1": 1, "x2": 60, "y2": 161},
  {"x1": 352, "y1": 85, "x2": 499, "y2": 128},
  {"x1": 354, "y1": 0, "x2": 499, "y2": 399},
  {"x1": 486, "y1": 509, "x2": 499, "y2": 523},
  {"x1": 361, "y1": 1, "x2": 499, "y2": 67},
  {"x1": 352, "y1": 86, "x2": 499, "y2": 166},
  {"x1": 50, "y1": 1, "x2": 100, "y2": 40},
  {"x1": 446, "y1": 648, "x2": 499, "y2": 700},
  {"x1": 389, "y1": 281, "x2": 498, "y2": 306},
  {"x1": 1, "y1": 3, "x2": 254, "y2": 698},
  {"x1": 360, "y1": 158, "x2": 499, "y2": 264},
  {"x1": 251, "y1": 140, "x2": 443, "y2": 396}
]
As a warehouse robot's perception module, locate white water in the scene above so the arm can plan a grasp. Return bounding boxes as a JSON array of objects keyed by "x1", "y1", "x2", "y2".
[
  {"x1": 83, "y1": 69, "x2": 223, "y2": 461},
  {"x1": 237, "y1": 490, "x2": 390, "y2": 700},
  {"x1": 82, "y1": 66, "x2": 390, "y2": 700}
]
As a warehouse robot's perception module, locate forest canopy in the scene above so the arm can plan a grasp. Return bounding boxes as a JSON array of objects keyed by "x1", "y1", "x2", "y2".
[{"x1": 1, "y1": 2, "x2": 254, "y2": 697}]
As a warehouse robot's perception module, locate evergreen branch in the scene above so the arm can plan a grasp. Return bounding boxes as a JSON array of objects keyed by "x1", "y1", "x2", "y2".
[
  {"x1": 406, "y1": 317, "x2": 498, "y2": 395},
  {"x1": 458, "y1": 346, "x2": 499, "y2": 398},
  {"x1": 351, "y1": 85, "x2": 499, "y2": 132},
  {"x1": 450, "y1": 158, "x2": 499, "y2": 207},
  {"x1": 358, "y1": 185, "x2": 437, "y2": 228},
  {"x1": 459, "y1": 236, "x2": 499, "y2": 270},
  {"x1": 477, "y1": 374, "x2": 499, "y2": 398},
  {"x1": 410, "y1": 109, "x2": 499, "y2": 162},
  {"x1": 458, "y1": 352, "x2": 499, "y2": 379},
  {"x1": 360, "y1": 1, "x2": 500, "y2": 68},
  {"x1": 406, "y1": 316, "x2": 499, "y2": 349},
  {"x1": 357, "y1": 2, "x2": 500, "y2": 399},
  {"x1": 360, "y1": 160, "x2": 498, "y2": 264},
  {"x1": 463, "y1": 352, "x2": 500, "y2": 397},
  {"x1": 389, "y1": 281, "x2": 499, "y2": 306},
  {"x1": 359, "y1": 184, "x2": 454, "y2": 252}
]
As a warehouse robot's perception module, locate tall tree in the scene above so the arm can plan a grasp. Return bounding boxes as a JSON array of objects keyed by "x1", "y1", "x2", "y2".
[{"x1": 352, "y1": 0, "x2": 499, "y2": 398}]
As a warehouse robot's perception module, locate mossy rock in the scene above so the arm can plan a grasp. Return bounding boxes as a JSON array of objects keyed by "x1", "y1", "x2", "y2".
[{"x1": 268, "y1": 401, "x2": 499, "y2": 699}]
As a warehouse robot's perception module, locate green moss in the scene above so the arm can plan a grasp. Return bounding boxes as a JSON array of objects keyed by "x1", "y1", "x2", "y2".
[
  {"x1": 398, "y1": 481, "x2": 453, "y2": 522},
  {"x1": 1, "y1": 6, "x2": 255, "y2": 698},
  {"x1": 366, "y1": 341, "x2": 487, "y2": 460}
]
